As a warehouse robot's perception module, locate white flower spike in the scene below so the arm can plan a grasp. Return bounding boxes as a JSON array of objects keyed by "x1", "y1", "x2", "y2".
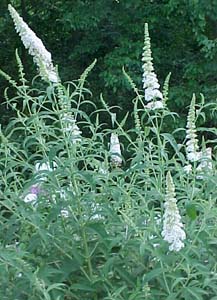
[
  {"x1": 196, "y1": 147, "x2": 212, "y2": 179},
  {"x1": 8, "y1": 4, "x2": 58, "y2": 83},
  {"x1": 162, "y1": 171, "x2": 186, "y2": 252},
  {"x1": 186, "y1": 95, "x2": 200, "y2": 162},
  {"x1": 183, "y1": 164, "x2": 192, "y2": 175},
  {"x1": 62, "y1": 114, "x2": 82, "y2": 144},
  {"x1": 142, "y1": 23, "x2": 163, "y2": 109},
  {"x1": 35, "y1": 161, "x2": 57, "y2": 172},
  {"x1": 110, "y1": 133, "x2": 122, "y2": 166}
]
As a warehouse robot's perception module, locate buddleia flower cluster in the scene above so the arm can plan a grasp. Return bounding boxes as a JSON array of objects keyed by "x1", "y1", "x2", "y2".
[
  {"x1": 23, "y1": 162, "x2": 56, "y2": 203},
  {"x1": 8, "y1": 4, "x2": 58, "y2": 83},
  {"x1": 62, "y1": 113, "x2": 82, "y2": 144},
  {"x1": 196, "y1": 146, "x2": 212, "y2": 179},
  {"x1": 24, "y1": 184, "x2": 41, "y2": 204},
  {"x1": 162, "y1": 172, "x2": 186, "y2": 252},
  {"x1": 110, "y1": 133, "x2": 122, "y2": 166},
  {"x1": 184, "y1": 95, "x2": 213, "y2": 177},
  {"x1": 142, "y1": 23, "x2": 163, "y2": 110},
  {"x1": 185, "y1": 95, "x2": 200, "y2": 162}
]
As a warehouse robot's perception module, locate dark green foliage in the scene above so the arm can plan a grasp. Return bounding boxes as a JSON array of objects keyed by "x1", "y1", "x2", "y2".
[{"x1": 1, "y1": 0, "x2": 217, "y2": 128}]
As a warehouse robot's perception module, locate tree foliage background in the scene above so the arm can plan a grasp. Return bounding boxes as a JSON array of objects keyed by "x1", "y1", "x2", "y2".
[{"x1": 1, "y1": 0, "x2": 217, "y2": 128}]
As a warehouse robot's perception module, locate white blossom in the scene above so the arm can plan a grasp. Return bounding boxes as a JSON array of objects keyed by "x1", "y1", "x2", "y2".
[
  {"x1": 183, "y1": 164, "x2": 192, "y2": 174},
  {"x1": 90, "y1": 203, "x2": 104, "y2": 221},
  {"x1": 24, "y1": 193, "x2": 37, "y2": 203},
  {"x1": 62, "y1": 113, "x2": 82, "y2": 144},
  {"x1": 60, "y1": 209, "x2": 69, "y2": 218},
  {"x1": 34, "y1": 161, "x2": 57, "y2": 182},
  {"x1": 162, "y1": 172, "x2": 186, "y2": 252},
  {"x1": 146, "y1": 100, "x2": 164, "y2": 110},
  {"x1": 8, "y1": 4, "x2": 58, "y2": 83},
  {"x1": 186, "y1": 95, "x2": 200, "y2": 162},
  {"x1": 110, "y1": 133, "x2": 122, "y2": 166},
  {"x1": 23, "y1": 184, "x2": 41, "y2": 204},
  {"x1": 35, "y1": 162, "x2": 56, "y2": 172},
  {"x1": 196, "y1": 147, "x2": 212, "y2": 179},
  {"x1": 142, "y1": 23, "x2": 163, "y2": 108},
  {"x1": 98, "y1": 162, "x2": 109, "y2": 175}
]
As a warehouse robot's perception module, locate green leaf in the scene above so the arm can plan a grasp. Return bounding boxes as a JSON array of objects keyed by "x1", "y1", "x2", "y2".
[
  {"x1": 70, "y1": 283, "x2": 96, "y2": 292},
  {"x1": 143, "y1": 268, "x2": 163, "y2": 283},
  {"x1": 185, "y1": 202, "x2": 197, "y2": 220}
]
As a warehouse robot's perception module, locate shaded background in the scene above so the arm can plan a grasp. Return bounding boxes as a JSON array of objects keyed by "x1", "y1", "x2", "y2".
[{"x1": 1, "y1": 0, "x2": 217, "y2": 130}]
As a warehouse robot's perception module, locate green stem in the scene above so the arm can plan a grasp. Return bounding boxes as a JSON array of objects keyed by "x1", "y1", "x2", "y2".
[
  {"x1": 160, "y1": 260, "x2": 171, "y2": 295},
  {"x1": 82, "y1": 227, "x2": 93, "y2": 280}
]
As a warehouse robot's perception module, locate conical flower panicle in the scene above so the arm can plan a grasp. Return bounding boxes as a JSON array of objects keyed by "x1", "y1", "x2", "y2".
[
  {"x1": 183, "y1": 164, "x2": 192, "y2": 174},
  {"x1": 62, "y1": 113, "x2": 82, "y2": 144},
  {"x1": 110, "y1": 133, "x2": 122, "y2": 167},
  {"x1": 196, "y1": 147, "x2": 212, "y2": 177},
  {"x1": 162, "y1": 172, "x2": 186, "y2": 252},
  {"x1": 8, "y1": 4, "x2": 58, "y2": 83},
  {"x1": 162, "y1": 72, "x2": 171, "y2": 108},
  {"x1": 142, "y1": 23, "x2": 163, "y2": 110},
  {"x1": 186, "y1": 95, "x2": 200, "y2": 162}
]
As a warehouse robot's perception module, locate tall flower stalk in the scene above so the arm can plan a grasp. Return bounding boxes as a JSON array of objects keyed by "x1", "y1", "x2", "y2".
[
  {"x1": 110, "y1": 133, "x2": 122, "y2": 167},
  {"x1": 196, "y1": 146, "x2": 212, "y2": 178},
  {"x1": 142, "y1": 23, "x2": 163, "y2": 110},
  {"x1": 62, "y1": 113, "x2": 82, "y2": 144},
  {"x1": 162, "y1": 171, "x2": 186, "y2": 252},
  {"x1": 8, "y1": 4, "x2": 58, "y2": 83},
  {"x1": 186, "y1": 94, "x2": 200, "y2": 162}
]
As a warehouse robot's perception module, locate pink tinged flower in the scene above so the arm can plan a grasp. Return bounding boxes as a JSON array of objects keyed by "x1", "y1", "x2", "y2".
[
  {"x1": 30, "y1": 185, "x2": 41, "y2": 195},
  {"x1": 8, "y1": 4, "x2": 58, "y2": 83},
  {"x1": 110, "y1": 133, "x2": 122, "y2": 166},
  {"x1": 23, "y1": 184, "x2": 41, "y2": 204},
  {"x1": 161, "y1": 172, "x2": 186, "y2": 252}
]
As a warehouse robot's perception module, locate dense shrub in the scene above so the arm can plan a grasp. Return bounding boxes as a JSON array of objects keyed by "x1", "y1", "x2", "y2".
[{"x1": 0, "y1": 5, "x2": 217, "y2": 300}]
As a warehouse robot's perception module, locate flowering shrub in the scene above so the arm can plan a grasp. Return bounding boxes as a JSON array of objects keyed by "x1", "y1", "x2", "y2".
[{"x1": 0, "y1": 5, "x2": 217, "y2": 300}]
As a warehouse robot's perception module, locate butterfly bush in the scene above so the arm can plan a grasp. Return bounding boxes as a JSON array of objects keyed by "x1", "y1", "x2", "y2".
[
  {"x1": 142, "y1": 23, "x2": 163, "y2": 110},
  {"x1": 23, "y1": 162, "x2": 56, "y2": 203},
  {"x1": 183, "y1": 164, "x2": 192, "y2": 174},
  {"x1": 8, "y1": 4, "x2": 58, "y2": 83},
  {"x1": 2, "y1": 8, "x2": 217, "y2": 299},
  {"x1": 61, "y1": 113, "x2": 82, "y2": 144},
  {"x1": 110, "y1": 133, "x2": 122, "y2": 166},
  {"x1": 35, "y1": 161, "x2": 56, "y2": 173},
  {"x1": 186, "y1": 95, "x2": 200, "y2": 162},
  {"x1": 196, "y1": 147, "x2": 212, "y2": 178},
  {"x1": 162, "y1": 172, "x2": 186, "y2": 252},
  {"x1": 23, "y1": 185, "x2": 40, "y2": 203}
]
